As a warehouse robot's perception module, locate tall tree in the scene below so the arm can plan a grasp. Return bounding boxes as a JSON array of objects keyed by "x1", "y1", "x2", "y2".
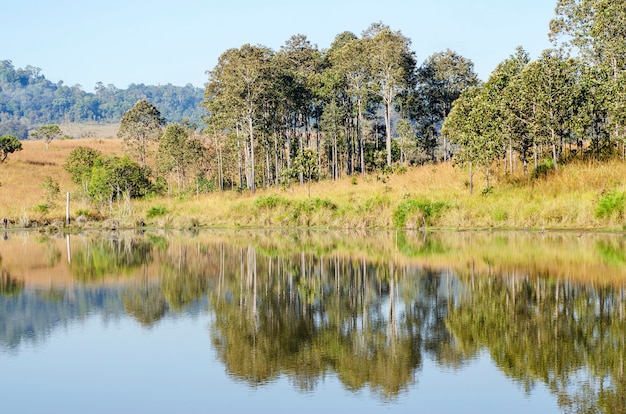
[
  {"x1": 550, "y1": 0, "x2": 626, "y2": 75},
  {"x1": 117, "y1": 99, "x2": 166, "y2": 168},
  {"x1": 204, "y1": 44, "x2": 273, "y2": 192},
  {"x1": 414, "y1": 50, "x2": 480, "y2": 162},
  {"x1": 156, "y1": 122, "x2": 207, "y2": 195},
  {"x1": 518, "y1": 50, "x2": 579, "y2": 172},
  {"x1": 364, "y1": 23, "x2": 417, "y2": 167},
  {"x1": 328, "y1": 36, "x2": 375, "y2": 173}
]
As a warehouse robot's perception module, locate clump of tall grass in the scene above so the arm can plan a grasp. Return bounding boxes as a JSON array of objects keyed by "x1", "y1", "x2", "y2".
[
  {"x1": 392, "y1": 199, "x2": 449, "y2": 229},
  {"x1": 595, "y1": 190, "x2": 625, "y2": 219},
  {"x1": 146, "y1": 204, "x2": 168, "y2": 219},
  {"x1": 254, "y1": 194, "x2": 291, "y2": 209}
]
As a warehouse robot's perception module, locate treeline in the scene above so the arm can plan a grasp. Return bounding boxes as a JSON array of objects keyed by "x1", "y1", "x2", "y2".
[
  {"x1": 202, "y1": 24, "x2": 479, "y2": 191},
  {"x1": 442, "y1": 0, "x2": 626, "y2": 192},
  {"x1": 201, "y1": 1, "x2": 626, "y2": 193},
  {"x1": 0, "y1": 60, "x2": 204, "y2": 138}
]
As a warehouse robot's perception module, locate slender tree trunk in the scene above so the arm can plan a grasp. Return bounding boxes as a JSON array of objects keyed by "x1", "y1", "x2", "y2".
[
  {"x1": 385, "y1": 100, "x2": 392, "y2": 167},
  {"x1": 249, "y1": 115, "x2": 256, "y2": 192}
]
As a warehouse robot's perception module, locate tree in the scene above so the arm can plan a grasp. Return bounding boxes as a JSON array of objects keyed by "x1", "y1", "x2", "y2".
[
  {"x1": 64, "y1": 146, "x2": 102, "y2": 191},
  {"x1": 364, "y1": 23, "x2": 417, "y2": 167},
  {"x1": 442, "y1": 86, "x2": 502, "y2": 193},
  {"x1": 518, "y1": 50, "x2": 579, "y2": 172},
  {"x1": 156, "y1": 123, "x2": 207, "y2": 195},
  {"x1": 292, "y1": 148, "x2": 319, "y2": 197},
  {"x1": 117, "y1": 99, "x2": 166, "y2": 168},
  {"x1": 30, "y1": 124, "x2": 61, "y2": 150},
  {"x1": 550, "y1": 0, "x2": 626, "y2": 75},
  {"x1": 0, "y1": 135, "x2": 22, "y2": 162},
  {"x1": 414, "y1": 50, "x2": 480, "y2": 162},
  {"x1": 204, "y1": 44, "x2": 273, "y2": 192},
  {"x1": 328, "y1": 35, "x2": 375, "y2": 174},
  {"x1": 88, "y1": 155, "x2": 152, "y2": 210}
]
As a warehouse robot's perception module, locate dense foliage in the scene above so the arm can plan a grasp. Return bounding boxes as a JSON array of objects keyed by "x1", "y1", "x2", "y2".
[{"x1": 0, "y1": 60, "x2": 204, "y2": 132}]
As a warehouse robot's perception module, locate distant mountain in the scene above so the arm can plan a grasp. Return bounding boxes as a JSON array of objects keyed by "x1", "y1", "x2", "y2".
[{"x1": 0, "y1": 60, "x2": 206, "y2": 138}]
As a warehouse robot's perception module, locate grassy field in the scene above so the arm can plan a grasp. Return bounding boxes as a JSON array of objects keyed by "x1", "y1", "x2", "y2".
[{"x1": 2, "y1": 135, "x2": 626, "y2": 231}]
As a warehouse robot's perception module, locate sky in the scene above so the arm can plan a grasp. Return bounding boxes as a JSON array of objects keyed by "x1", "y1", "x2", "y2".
[{"x1": 2, "y1": 0, "x2": 556, "y2": 91}]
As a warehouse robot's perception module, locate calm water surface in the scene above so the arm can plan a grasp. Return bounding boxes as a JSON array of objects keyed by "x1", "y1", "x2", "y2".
[{"x1": 1, "y1": 230, "x2": 625, "y2": 413}]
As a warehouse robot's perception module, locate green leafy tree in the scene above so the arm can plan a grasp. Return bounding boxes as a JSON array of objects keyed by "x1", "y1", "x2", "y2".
[
  {"x1": 88, "y1": 156, "x2": 152, "y2": 207},
  {"x1": 0, "y1": 135, "x2": 22, "y2": 162},
  {"x1": 117, "y1": 99, "x2": 166, "y2": 168},
  {"x1": 364, "y1": 23, "x2": 417, "y2": 167},
  {"x1": 63, "y1": 146, "x2": 102, "y2": 191},
  {"x1": 518, "y1": 50, "x2": 579, "y2": 172},
  {"x1": 204, "y1": 44, "x2": 273, "y2": 192},
  {"x1": 30, "y1": 124, "x2": 61, "y2": 150},
  {"x1": 156, "y1": 122, "x2": 207, "y2": 195},
  {"x1": 292, "y1": 148, "x2": 319, "y2": 197},
  {"x1": 442, "y1": 86, "x2": 502, "y2": 193},
  {"x1": 414, "y1": 49, "x2": 480, "y2": 162},
  {"x1": 327, "y1": 35, "x2": 375, "y2": 174}
]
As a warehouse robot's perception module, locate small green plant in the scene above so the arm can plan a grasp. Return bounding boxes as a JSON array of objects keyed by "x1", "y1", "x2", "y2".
[
  {"x1": 351, "y1": 176, "x2": 358, "y2": 185},
  {"x1": 40, "y1": 176, "x2": 60, "y2": 206},
  {"x1": 596, "y1": 190, "x2": 625, "y2": 219},
  {"x1": 492, "y1": 208, "x2": 508, "y2": 222},
  {"x1": 254, "y1": 195, "x2": 290, "y2": 209},
  {"x1": 146, "y1": 205, "x2": 168, "y2": 219},
  {"x1": 533, "y1": 158, "x2": 555, "y2": 179},
  {"x1": 34, "y1": 204, "x2": 49, "y2": 213},
  {"x1": 76, "y1": 209, "x2": 90, "y2": 217},
  {"x1": 392, "y1": 199, "x2": 449, "y2": 228}
]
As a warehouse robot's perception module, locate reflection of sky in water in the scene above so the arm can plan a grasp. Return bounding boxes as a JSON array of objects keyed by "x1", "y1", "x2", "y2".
[{"x1": 0, "y1": 312, "x2": 558, "y2": 414}]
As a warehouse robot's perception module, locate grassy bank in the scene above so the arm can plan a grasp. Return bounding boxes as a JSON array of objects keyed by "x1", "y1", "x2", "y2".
[{"x1": 2, "y1": 138, "x2": 626, "y2": 231}]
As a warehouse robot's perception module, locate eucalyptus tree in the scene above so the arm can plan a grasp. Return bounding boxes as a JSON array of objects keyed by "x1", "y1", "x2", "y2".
[
  {"x1": 550, "y1": 0, "x2": 626, "y2": 76},
  {"x1": 414, "y1": 50, "x2": 480, "y2": 162},
  {"x1": 156, "y1": 122, "x2": 207, "y2": 196},
  {"x1": 518, "y1": 50, "x2": 579, "y2": 172},
  {"x1": 442, "y1": 86, "x2": 503, "y2": 193},
  {"x1": 483, "y1": 47, "x2": 531, "y2": 173},
  {"x1": 117, "y1": 99, "x2": 166, "y2": 169},
  {"x1": 363, "y1": 23, "x2": 417, "y2": 167},
  {"x1": 204, "y1": 44, "x2": 273, "y2": 192},
  {"x1": 550, "y1": 0, "x2": 626, "y2": 151},
  {"x1": 319, "y1": 32, "x2": 356, "y2": 176},
  {"x1": 327, "y1": 34, "x2": 376, "y2": 174},
  {"x1": 273, "y1": 35, "x2": 324, "y2": 182}
]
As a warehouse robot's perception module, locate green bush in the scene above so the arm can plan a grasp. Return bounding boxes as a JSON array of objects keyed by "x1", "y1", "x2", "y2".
[
  {"x1": 393, "y1": 199, "x2": 448, "y2": 228},
  {"x1": 254, "y1": 195, "x2": 291, "y2": 209},
  {"x1": 596, "y1": 190, "x2": 625, "y2": 219},
  {"x1": 146, "y1": 205, "x2": 168, "y2": 219}
]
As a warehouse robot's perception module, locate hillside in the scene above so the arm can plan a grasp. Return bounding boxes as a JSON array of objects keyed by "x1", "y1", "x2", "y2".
[
  {"x1": 0, "y1": 60, "x2": 205, "y2": 138},
  {"x1": 2, "y1": 138, "x2": 626, "y2": 231}
]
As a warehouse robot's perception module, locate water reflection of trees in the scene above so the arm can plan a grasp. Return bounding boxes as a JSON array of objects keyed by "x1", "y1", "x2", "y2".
[
  {"x1": 208, "y1": 246, "x2": 458, "y2": 399},
  {"x1": 447, "y1": 273, "x2": 626, "y2": 413},
  {"x1": 70, "y1": 233, "x2": 154, "y2": 282},
  {"x1": 0, "y1": 271, "x2": 24, "y2": 296},
  {"x1": 4, "y1": 230, "x2": 626, "y2": 409}
]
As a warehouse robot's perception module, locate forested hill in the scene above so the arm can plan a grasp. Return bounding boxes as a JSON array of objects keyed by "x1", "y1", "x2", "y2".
[{"x1": 0, "y1": 60, "x2": 205, "y2": 138}]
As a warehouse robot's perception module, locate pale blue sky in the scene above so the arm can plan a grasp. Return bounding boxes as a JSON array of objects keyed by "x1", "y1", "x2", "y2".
[{"x1": 2, "y1": 0, "x2": 555, "y2": 90}]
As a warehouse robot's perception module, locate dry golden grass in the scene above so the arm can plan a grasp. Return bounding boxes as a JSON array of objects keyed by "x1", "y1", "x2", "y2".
[
  {"x1": 2, "y1": 133, "x2": 626, "y2": 231},
  {"x1": 0, "y1": 138, "x2": 123, "y2": 221},
  {"x1": 60, "y1": 122, "x2": 120, "y2": 139}
]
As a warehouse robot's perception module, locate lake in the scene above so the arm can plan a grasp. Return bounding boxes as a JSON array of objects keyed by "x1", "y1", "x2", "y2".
[{"x1": 1, "y1": 229, "x2": 625, "y2": 413}]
